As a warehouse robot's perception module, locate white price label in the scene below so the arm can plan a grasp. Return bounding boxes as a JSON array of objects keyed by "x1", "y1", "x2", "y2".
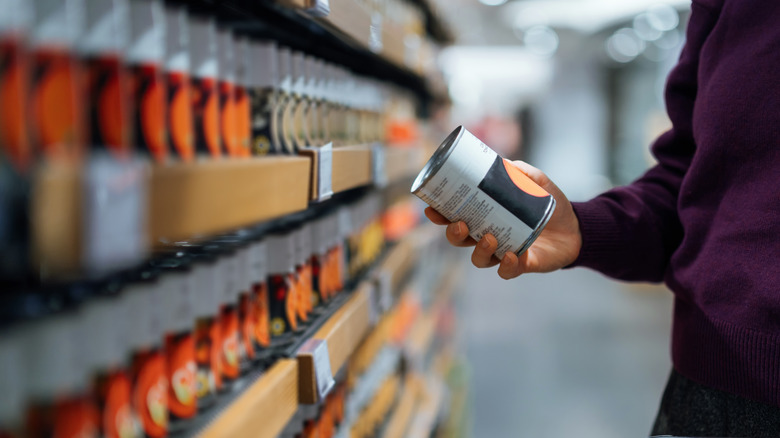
[
  {"x1": 83, "y1": 155, "x2": 149, "y2": 276},
  {"x1": 299, "y1": 338, "x2": 335, "y2": 401},
  {"x1": 371, "y1": 142, "x2": 387, "y2": 188},
  {"x1": 318, "y1": 142, "x2": 334, "y2": 201}
]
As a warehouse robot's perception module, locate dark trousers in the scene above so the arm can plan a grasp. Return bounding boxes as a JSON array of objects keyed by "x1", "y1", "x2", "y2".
[{"x1": 651, "y1": 370, "x2": 780, "y2": 437}]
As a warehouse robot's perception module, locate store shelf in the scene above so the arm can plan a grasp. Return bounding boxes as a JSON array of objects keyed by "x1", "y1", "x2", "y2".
[
  {"x1": 298, "y1": 282, "x2": 373, "y2": 403},
  {"x1": 332, "y1": 144, "x2": 374, "y2": 195},
  {"x1": 405, "y1": 377, "x2": 445, "y2": 438},
  {"x1": 200, "y1": 359, "x2": 299, "y2": 438},
  {"x1": 182, "y1": 0, "x2": 433, "y2": 104},
  {"x1": 151, "y1": 156, "x2": 311, "y2": 242},
  {"x1": 384, "y1": 147, "x2": 424, "y2": 185}
]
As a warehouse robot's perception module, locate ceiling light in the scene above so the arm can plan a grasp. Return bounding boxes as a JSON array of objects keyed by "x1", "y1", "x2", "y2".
[{"x1": 479, "y1": 0, "x2": 508, "y2": 6}]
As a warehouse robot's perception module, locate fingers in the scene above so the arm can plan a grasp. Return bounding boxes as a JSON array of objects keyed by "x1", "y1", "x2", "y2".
[
  {"x1": 497, "y1": 251, "x2": 526, "y2": 280},
  {"x1": 510, "y1": 160, "x2": 551, "y2": 189},
  {"x1": 471, "y1": 235, "x2": 500, "y2": 268},
  {"x1": 423, "y1": 207, "x2": 450, "y2": 225},
  {"x1": 445, "y1": 221, "x2": 477, "y2": 247}
]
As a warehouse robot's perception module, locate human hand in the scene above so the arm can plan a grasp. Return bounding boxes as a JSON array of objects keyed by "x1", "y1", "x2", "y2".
[{"x1": 424, "y1": 160, "x2": 582, "y2": 279}]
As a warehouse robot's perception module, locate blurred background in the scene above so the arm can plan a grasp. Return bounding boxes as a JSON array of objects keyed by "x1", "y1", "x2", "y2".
[{"x1": 430, "y1": 0, "x2": 690, "y2": 436}]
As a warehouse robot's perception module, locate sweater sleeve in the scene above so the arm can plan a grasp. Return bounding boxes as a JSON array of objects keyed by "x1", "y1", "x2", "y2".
[{"x1": 569, "y1": 2, "x2": 720, "y2": 282}]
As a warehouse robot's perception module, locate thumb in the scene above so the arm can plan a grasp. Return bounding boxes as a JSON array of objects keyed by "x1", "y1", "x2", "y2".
[{"x1": 509, "y1": 160, "x2": 562, "y2": 200}]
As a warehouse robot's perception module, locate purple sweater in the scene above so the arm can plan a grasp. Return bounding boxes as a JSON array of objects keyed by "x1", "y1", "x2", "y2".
[{"x1": 571, "y1": 0, "x2": 780, "y2": 406}]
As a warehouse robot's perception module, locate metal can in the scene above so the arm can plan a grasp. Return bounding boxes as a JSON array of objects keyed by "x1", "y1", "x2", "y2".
[{"x1": 411, "y1": 126, "x2": 556, "y2": 259}]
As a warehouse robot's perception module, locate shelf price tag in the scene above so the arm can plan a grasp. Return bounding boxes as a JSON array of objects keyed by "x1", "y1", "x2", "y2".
[
  {"x1": 371, "y1": 142, "x2": 387, "y2": 188},
  {"x1": 318, "y1": 142, "x2": 334, "y2": 201},
  {"x1": 83, "y1": 154, "x2": 149, "y2": 276},
  {"x1": 298, "y1": 338, "x2": 335, "y2": 403},
  {"x1": 305, "y1": 0, "x2": 330, "y2": 18}
]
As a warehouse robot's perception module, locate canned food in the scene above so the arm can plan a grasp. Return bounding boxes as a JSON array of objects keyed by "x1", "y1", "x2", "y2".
[{"x1": 412, "y1": 126, "x2": 555, "y2": 259}]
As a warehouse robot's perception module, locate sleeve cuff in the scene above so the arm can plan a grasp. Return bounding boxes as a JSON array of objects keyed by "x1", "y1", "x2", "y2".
[{"x1": 566, "y1": 200, "x2": 626, "y2": 270}]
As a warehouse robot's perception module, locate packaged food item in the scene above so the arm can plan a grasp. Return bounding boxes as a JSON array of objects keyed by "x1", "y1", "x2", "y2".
[
  {"x1": 310, "y1": 216, "x2": 329, "y2": 305},
  {"x1": 251, "y1": 240, "x2": 271, "y2": 351},
  {"x1": 304, "y1": 58, "x2": 324, "y2": 147},
  {"x1": 234, "y1": 37, "x2": 251, "y2": 157},
  {"x1": 301, "y1": 222, "x2": 316, "y2": 313},
  {"x1": 127, "y1": 0, "x2": 167, "y2": 163},
  {"x1": 248, "y1": 41, "x2": 277, "y2": 155},
  {"x1": 30, "y1": 0, "x2": 86, "y2": 163},
  {"x1": 24, "y1": 307, "x2": 99, "y2": 438},
  {"x1": 288, "y1": 52, "x2": 307, "y2": 151},
  {"x1": 80, "y1": 0, "x2": 132, "y2": 159},
  {"x1": 236, "y1": 243, "x2": 256, "y2": 371},
  {"x1": 275, "y1": 47, "x2": 294, "y2": 154},
  {"x1": 292, "y1": 225, "x2": 309, "y2": 324},
  {"x1": 217, "y1": 30, "x2": 239, "y2": 158},
  {"x1": 189, "y1": 17, "x2": 221, "y2": 158},
  {"x1": 218, "y1": 244, "x2": 241, "y2": 383},
  {"x1": 412, "y1": 126, "x2": 556, "y2": 259},
  {"x1": 189, "y1": 244, "x2": 221, "y2": 409},
  {"x1": 0, "y1": 0, "x2": 33, "y2": 172},
  {"x1": 0, "y1": 328, "x2": 26, "y2": 437},
  {"x1": 124, "y1": 269, "x2": 169, "y2": 438},
  {"x1": 267, "y1": 231, "x2": 298, "y2": 337},
  {"x1": 163, "y1": 6, "x2": 194, "y2": 162},
  {"x1": 84, "y1": 286, "x2": 140, "y2": 438},
  {"x1": 154, "y1": 255, "x2": 197, "y2": 429}
]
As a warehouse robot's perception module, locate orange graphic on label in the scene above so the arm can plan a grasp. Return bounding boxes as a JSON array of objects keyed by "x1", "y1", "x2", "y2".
[
  {"x1": 0, "y1": 38, "x2": 30, "y2": 171},
  {"x1": 132, "y1": 351, "x2": 168, "y2": 438},
  {"x1": 253, "y1": 284, "x2": 270, "y2": 347},
  {"x1": 502, "y1": 159, "x2": 550, "y2": 197},
  {"x1": 165, "y1": 333, "x2": 197, "y2": 419},
  {"x1": 167, "y1": 72, "x2": 194, "y2": 162}
]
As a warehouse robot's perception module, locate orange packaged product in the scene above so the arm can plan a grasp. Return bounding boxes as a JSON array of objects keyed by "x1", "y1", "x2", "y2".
[
  {"x1": 163, "y1": 6, "x2": 194, "y2": 162},
  {"x1": 251, "y1": 240, "x2": 271, "y2": 350},
  {"x1": 84, "y1": 288, "x2": 140, "y2": 438},
  {"x1": 267, "y1": 231, "x2": 299, "y2": 338},
  {"x1": 217, "y1": 30, "x2": 239, "y2": 158},
  {"x1": 24, "y1": 309, "x2": 99, "y2": 438},
  {"x1": 236, "y1": 245, "x2": 256, "y2": 371},
  {"x1": 218, "y1": 246, "x2": 241, "y2": 383},
  {"x1": 234, "y1": 36, "x2": 251, "y2": 157},
  {"x1": 292, "y1": 226, "x2": 310, "y2": 323},
  {"x1": 80, "y1": 0, "x2": 132, "y2": 159},
  {"x1": 248, "y1": 41, "x2": 279, "y2": 156},
  {"x1": 0, "y1": 0, "x2": 32, "y2": 172},
  {"x1": 191, "y1": 245, "x2": 222, "y2": 408},
  {"x1": 189, "y1": 17, "x2": 221, "y2": 158},
  {"x1": 155, "y1": 256, "x2": 198, "y2": 429},
  {"x1": 125, "y1": 269, "x2": 169, "y2": 438},
  {"x1": 127, "y1": 0, "x2": 167, "y2": 163},
  {"x1": 29, "y1": 0, "x2": 86, "y2": 163}
]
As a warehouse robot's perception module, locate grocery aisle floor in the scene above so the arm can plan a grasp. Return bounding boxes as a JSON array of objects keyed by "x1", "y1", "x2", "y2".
[{"x1": 458, "y1": 259, "x2": 674, "y2": 437}]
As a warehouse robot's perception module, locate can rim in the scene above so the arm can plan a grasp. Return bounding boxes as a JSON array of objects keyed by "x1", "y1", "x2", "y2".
[
  {"x1": 515, "y1": 197, "x2": 556, "y2": 256},
  {"x1": 411, "y1": 125, "x2": 465, "y2": 194}
]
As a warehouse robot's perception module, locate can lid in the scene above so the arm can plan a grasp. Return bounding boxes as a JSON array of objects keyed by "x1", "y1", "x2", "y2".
[
  {"x1": 0, "y1": 0, "x2": 33, "y2": 34},
  {"x1": 126, "y1": 0, "x2": 164, "y2": 64},
  {"x1": 0, "y1": 330, "x2": 26, "y2": 425},
  {"x1": 164, "y1": 5, "x2": 189, "y2": 72},
  {"x1": 189, "y1": 16, "x2": 217, "y2": 78},
  {"x1": 31, "y1": 0, "x2": 85, "y2": 48},
  {"x1": 79, "y1": 0, "x2": 129, "y2": 55},
  {"x1": 235, "y1": 36, "x2": 250, "y2": 88},
  {"x1": 278, "y1": 46, "x2": 292, "y2": 94},
  {"x1": 217, "y1": 29, "x2": 235, "y2": 83},
  {"x1": 411, "y1": 125, "x2": 465, "y2": 194},
  {"x1": 251, "y1": 40, "x2": 278, "y2": 89}
]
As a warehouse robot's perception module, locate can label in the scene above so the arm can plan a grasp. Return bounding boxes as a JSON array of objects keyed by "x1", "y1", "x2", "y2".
[
  {"x1": 234, "y1": 84, "x2": 251, "y2": 157},
  {"x1": 131, "y1": 350, "x2": 168, "y2": 438},
  {"x1": 238, "y1": 292, "x2": 256, "y2": 362},
  {"x1": 252, "y1": 282, "x2": 271, "y2": 347},
  {"x1": 269, "y1": 273, "x2": 297, "y2": 336},
  {"x1": 30, "y1": 48, "x2": 84, "y2": 162},
  {"x1": 85, "y1": 56, "x2": 131, "y2": 159},
  {"x1": 219, "y1": 80, "x2": 239, "y2": 157},
  {"x1": 0, "y1": 35, "x2": 30, "y2": 171},
  {"x1": 96, "y1": 371, "x2": 139, "y2": 438},
  {"x1": 194, "y1": 317, "x2": 221, "y2": 402},
  {"x1": 130, "y1": 64, "x2": 167, "y2": 163},
  {"x1": 249, "y1": 88, "x2": 274, "y2": 155},
  {"x1": 219, "y1": 306, "x2": 240, "y2": 380},
  {"x1": 166, "y1": 71, "x2": 194, "y2": 162},
  {"x1": 192, "y1": 76, "x2": 220, "y2": 157},
  {"x1": 165, "y1": 333, "x2": 197, "y2": 420},
  {"x1": 413, "y1": 127, "x2": 555, "y2": 259}
]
